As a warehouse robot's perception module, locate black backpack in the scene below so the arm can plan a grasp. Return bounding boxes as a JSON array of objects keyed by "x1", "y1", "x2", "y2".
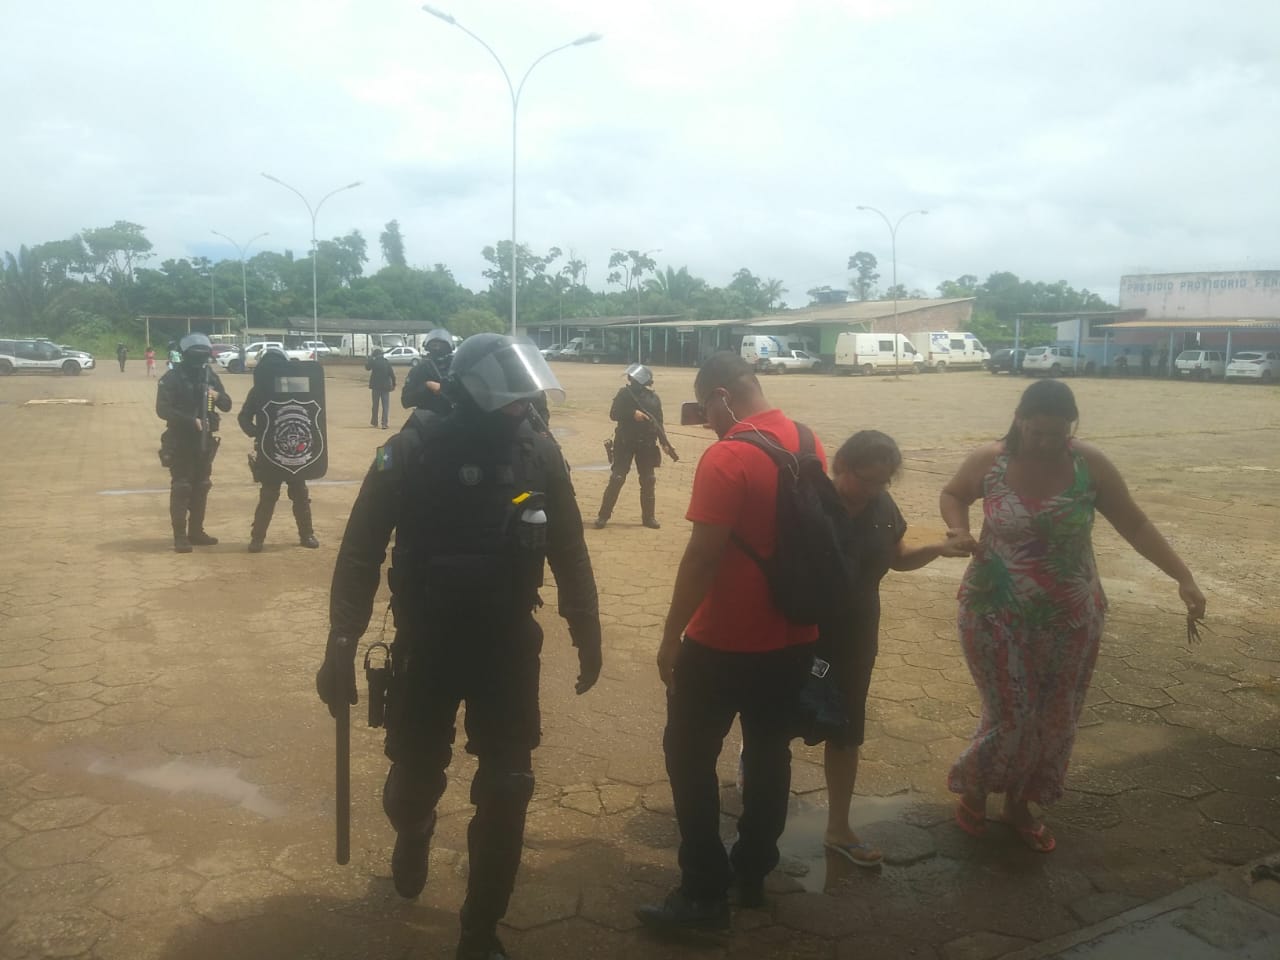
[{"x1": 726, "y1": 423, "x2": 849, "y2": 626}]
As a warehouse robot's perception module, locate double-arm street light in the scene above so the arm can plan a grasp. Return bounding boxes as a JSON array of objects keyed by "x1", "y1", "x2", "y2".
[
  {"x1": 211, "y1": 230, "x2": 269, "y2": 345},
  {"x1": 422, "y1": 6, "x2": 601, "y2": 336},
  {"x1": 261, "y1": 174, "x2": 362, "y2": 357},
  {"x1": 855, "y1": 205, "x2": 928, "y2": 377}
]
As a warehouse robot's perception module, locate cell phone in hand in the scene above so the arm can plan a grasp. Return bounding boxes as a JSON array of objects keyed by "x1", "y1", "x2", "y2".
[{"x1": 679, "y1": 401, "x2": 707, "y2": 426}]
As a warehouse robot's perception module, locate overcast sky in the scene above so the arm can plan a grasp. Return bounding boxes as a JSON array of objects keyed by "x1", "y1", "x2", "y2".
[{"x1": 3, "y1": 0, "x2": 1277, "y2": 306}]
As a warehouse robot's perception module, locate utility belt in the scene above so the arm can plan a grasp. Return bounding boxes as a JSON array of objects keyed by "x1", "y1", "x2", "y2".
[{"x1": 158, "y1": 427, "x2": 219, "y2": 467}]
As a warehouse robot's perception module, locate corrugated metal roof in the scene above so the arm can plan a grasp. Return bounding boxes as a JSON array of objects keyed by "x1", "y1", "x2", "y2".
[{"x1": 1099, "y1": 318, "x2": 1280, "y2": 330}]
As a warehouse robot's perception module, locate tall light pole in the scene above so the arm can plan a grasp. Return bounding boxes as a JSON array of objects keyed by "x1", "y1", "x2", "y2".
[
  {"x1": 612, "y1": 247, "x2": 661, "y2": 363},
  {"x1": 211, "y1": 230, "x2": 268, "y2": 345},
  {"x1": 856, "y1": 206, "x2": 928, "y2": 377},
  {"x1": 422, "y1": 6, "x2": 601, "y2": 337},
  {"x1": 261, "y1": 174, "x2": 362, "y2": 357}
]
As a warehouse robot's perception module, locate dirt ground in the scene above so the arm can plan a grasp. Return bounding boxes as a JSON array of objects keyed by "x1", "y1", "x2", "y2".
[{"x1": 0, "y1": 360, "x2": 1277, "y2": 960}]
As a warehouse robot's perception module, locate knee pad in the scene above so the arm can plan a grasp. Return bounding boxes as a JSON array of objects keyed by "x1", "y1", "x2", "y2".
[
  {"x1": 383, "y1": 763, "x2": 448, "y2": 832},
  {"x1": 470, "y1": 757, "x2": 534, "y2": 809}
]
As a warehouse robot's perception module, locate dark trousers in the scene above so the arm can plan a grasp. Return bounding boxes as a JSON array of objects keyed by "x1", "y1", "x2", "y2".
[
  {"x1": 166, "y1": 433, "x2": 218, "y2": 536},
  {"x1": 371, "y1": 389, "x2": 391, "y2": 426},
  {"x1": 663, "y1": 638, "x2": 813, "y2": 899},
  {"x1": 382, "y1": 616, "x2": 543, "y2": 937},
  {"x1": 251, "y1": 478, "x2": 312, "y2": 540}
]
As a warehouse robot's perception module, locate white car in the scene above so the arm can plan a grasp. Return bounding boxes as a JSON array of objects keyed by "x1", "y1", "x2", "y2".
[
  {"x1": 1225, "y1": 350, "x2": 1278, "y2": 382},
  {"x1": 301, "y1": 341, "x2": 333, "y2": 357},
  {"x1": 763, "y1": 349, "x2": 822, "y2": 373},
  {"x1": 540, "y1": 343, "x2": 562, "y2": 360},
  {"x1": 1022, "y1": 345, "x2": 1077, "y2": 376},
  {"x1": 0, "y1": 338, "x2": 94, "y2": 375},
  {"x1": 1174, "y1": 349, "x2": 1225, "y2": 380},
  {"x1": 383, "y1": 345, "x2": 421, "y2": 366}
]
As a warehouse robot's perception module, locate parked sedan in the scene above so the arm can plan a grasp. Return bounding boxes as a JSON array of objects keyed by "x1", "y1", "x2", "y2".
[
  {"x1": 986, "y1": 348, "x2": 1026, "y2": 374},
  {"x1": 540, "y1": 343, "x2": 562, "y2": 359},
  {"x1": 383, "y1": 345, "x2": 421, "y2": 366},
  {"x1": 1225, "y1": 350, "x2": 1278, "y2": 382}
]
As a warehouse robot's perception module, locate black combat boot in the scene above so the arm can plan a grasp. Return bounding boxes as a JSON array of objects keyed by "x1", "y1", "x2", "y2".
[
  {"x1": 635, "y1": 888, "x2": 730, "y2": 933},
  {"x1": 186, "y1": 483, "x2": 218, "y2": 546},
  {"x1": 594, "y1": 473, "x2": 625, "y2": 529},
  {"x1": 170, "y1": 484, "x2": 192, "y2": 553},
  {"x1": 294, "y1": 498, "x2": 320, "y2": 549},
  {"x1": 639, "y1": 475, "x2": 660, "y2": 529},
  {"x1": 249, "y1": 489, "x2": 276, "y2": 552},
  {"x1": 455, "y1": 932, "x2": 510, "y2": 960},
  {"x1": 391, "y1": 810, "x2": 436, "y2": 899}
]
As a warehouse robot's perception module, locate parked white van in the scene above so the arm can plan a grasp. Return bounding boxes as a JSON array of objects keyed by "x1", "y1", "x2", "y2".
[
  {"x1": 906, "y1": 331, "x2": 991, "y2": 371},
  {"x1": 740, "y1": 335, "x2": 783, "y2": 368},
  {"x1": 834, "y1": 333, "x2": 921, "y2": 375}
]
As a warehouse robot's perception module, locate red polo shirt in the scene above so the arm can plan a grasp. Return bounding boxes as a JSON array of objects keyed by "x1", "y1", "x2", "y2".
[{"x1": 684, "y1": 408, "x2": 824, "y2": 653}]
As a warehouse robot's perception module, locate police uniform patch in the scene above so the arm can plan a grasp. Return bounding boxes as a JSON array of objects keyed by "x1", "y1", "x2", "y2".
[
  {"x1": 459, "y1": 464, "x2": 482, "y2": 486},
  {"x1": 375, "y1": 445, "x2": 393, "y2": 471}
]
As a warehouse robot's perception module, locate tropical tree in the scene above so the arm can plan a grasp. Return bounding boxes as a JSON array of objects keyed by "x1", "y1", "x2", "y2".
[{"x1": 847, "y1": 251, "x2": 879, "y2": 300}]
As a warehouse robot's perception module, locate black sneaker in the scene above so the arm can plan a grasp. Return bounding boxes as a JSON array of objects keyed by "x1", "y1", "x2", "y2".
[
  {"x1": 173, "y1": 535, "x2": 193, "y2": 554},
  {"x1": 188, "y1": 531, "x2": 219, "y2": 546},
  {"x1": 734, "y1": 875, "x2": 766, "y2": 909},
  {"x1": 299, "y1": 535, "x2": 320, "y2": 549},
  {"x1": 455, "y1": 933, "x2": 510, "y2": 960},
  {"x1": 248, "y1": 538, "x2": 265, "y2": 554},
  {"x1": 391, "y1": 812, "x2": 435, "y2": 899},
  {"x1": 636, "y1": 888, "x2": 730, "y2": 933},
  {"x1": 593, "y1": 517, "x2": 608, "y2": 529},
  {"x1": 642, "y1": 517, "x2": 661, "y2": 529}
]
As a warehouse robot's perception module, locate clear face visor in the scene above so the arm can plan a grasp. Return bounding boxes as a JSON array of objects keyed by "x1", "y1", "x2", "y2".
[{"x1": 460, "y1": 341, "x2": 565, "y2": 413}]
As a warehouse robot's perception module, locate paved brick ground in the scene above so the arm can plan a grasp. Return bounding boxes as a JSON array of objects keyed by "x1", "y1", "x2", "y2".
[{"x1": 0, "y1": 362, "x2": 1277, "y2": 959}]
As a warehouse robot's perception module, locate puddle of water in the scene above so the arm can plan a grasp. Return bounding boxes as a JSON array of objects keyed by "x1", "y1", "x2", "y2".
[
  {"x1": 88, "y1": 757, "x2": 286, "y2": 818},
  {"x1": 777, "y1": 792, "x2": 918, "y2": 892}
]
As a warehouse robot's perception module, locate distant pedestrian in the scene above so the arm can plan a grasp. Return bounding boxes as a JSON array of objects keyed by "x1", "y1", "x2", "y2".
[
  {"x1": 939, "y1": 380, "x2": 1205, "y2": 853},
  {"x1": 116, "y1": 343, "x2": 128, "y2": 372},
  {"x1": 593, "y1": 363, "x2": 678, "y2": 530},
  {"x1": 365, "y1": 348, "x2": 396, "y2": 429},
  {"x1": 820, "y1": 431, "x2": 970, "y2": 867},
  {"x1": 167, "y1": 342, "x2": 181, "y2": 371},
  {"x1": 145, "y1": 346, "x2": 156, "y2": 377}
]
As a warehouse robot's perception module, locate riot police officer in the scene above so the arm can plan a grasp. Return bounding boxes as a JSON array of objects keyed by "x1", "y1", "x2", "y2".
[
  {"x1": 317, "y1": 333, "x2": 602, "y2": 960},
  {"x1": 238, "y1": 348, "x2": 321, "y2": 553},
  {"x1": 593, "y1": 363, "x2": 676, "y2": 530},
  {"x1": 401, "y1": 327, "x2": 454, "y2": 413},
  {"x1": 155, "y1": 333, "x2": 233, "y2": 553}
]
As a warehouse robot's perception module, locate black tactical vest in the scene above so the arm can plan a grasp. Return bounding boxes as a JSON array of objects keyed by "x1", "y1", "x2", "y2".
[{"x1": 389, "y1": 411, "x2": 550, "y2": 631}]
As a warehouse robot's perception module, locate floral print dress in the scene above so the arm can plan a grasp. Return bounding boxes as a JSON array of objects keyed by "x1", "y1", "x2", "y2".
[{"x1": 948, "y1": 445, "x2": 1107, "y2": 805}]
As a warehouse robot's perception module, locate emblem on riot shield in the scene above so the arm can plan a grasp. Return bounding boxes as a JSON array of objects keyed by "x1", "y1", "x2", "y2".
[{"x1": 261, "y1": 399, "x2": 324, "y2": 474}]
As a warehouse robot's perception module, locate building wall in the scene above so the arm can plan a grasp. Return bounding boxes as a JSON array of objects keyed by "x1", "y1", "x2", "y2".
[{"x1": 1119, "y1": 271, "x2": 1280, "y2": 319}]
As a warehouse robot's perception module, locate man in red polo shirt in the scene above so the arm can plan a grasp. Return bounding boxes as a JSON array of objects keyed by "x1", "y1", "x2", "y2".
[{"x1": 637, "y1": 351, "x2": 821, "y2": 933}]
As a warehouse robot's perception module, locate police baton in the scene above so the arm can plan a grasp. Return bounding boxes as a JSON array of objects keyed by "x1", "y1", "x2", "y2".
[{"x1": 336, "y1": 697, "x2": 350, "y2": 864}]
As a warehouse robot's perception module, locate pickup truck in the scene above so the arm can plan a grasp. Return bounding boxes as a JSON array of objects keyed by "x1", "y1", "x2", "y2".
[
  {"x1": 762, "y1": 349, "x2": 822, "y2": 373},
  {"x1": 215, "y1": 342, "x2": 317, "y2": 373}
]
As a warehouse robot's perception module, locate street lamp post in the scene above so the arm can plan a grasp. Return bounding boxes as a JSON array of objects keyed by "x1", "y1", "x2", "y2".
[
  {"x1": 612, "y1": 247, "x2": 661, "y2": 363},
  {"x1": 422, "y1": 6, "x2": 601, "y2": 337},
  {"x1": 261, "y1": 174, "x2": 362, "y2": 358},
  {"x1": 855, "y1": 206, "x2": 928, "y2": 377},
  {"x1": 211, "y1": 230, "x2": 269, "y2": 346}
]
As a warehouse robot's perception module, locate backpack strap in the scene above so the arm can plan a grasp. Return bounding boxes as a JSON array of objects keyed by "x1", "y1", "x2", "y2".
[{"x1": 722, "y1": 421, "x2": 815, "y2": 568}]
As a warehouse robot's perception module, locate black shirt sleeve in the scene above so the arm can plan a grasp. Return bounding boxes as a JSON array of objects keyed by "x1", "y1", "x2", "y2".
[
  {"x1": 237, "y1": 386, "x2": 259, "y2": 436},
  {"x1": 328, "y1": 444, "x2": 401, "y2": 641}
]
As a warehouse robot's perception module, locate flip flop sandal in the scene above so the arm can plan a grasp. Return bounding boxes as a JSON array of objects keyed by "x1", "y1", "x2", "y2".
[
  {"x1": 954, "y1": 799, "x2": 988, "y2": 838},
  {"x1": 824, "y1": 840, "x2": 884, "y2": 868},
  {"x1": 1009, "y1": 821, "x2": 1056, "y2": 853}
]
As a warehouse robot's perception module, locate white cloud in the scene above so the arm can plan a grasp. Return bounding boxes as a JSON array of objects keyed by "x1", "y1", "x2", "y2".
[{"x1": 2, "y1": 0, "x2": 1278, "y2": 306}]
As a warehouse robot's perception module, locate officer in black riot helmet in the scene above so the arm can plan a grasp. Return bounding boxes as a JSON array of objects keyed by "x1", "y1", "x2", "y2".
[
  {"x1": 400, "y1": 327, "x2": 454, "y2": 413},
  {"x1": 318, "y1": 333, "x2": 602, "y2": 960},
  {"x1": 155, "y1": 333, "x2": 233, "y2": 553},
  {"x1": 594, "y1": 362, "x2": 676, "y2": 530}
]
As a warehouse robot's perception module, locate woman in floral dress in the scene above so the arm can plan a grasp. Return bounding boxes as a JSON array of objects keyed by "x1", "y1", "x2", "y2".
[{"x1": 939, "y1": 380, "x2": 1205, "y2": 851}]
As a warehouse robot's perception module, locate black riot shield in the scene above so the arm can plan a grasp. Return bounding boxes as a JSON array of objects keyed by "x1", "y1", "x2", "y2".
[{"x1": 255, "y1": 360, "x2": 328, "y2": 482}]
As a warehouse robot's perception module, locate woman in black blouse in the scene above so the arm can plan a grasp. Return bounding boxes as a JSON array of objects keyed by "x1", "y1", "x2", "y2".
[{"x1": 822, "y1": 431, "x2": 970, "y2": 866}]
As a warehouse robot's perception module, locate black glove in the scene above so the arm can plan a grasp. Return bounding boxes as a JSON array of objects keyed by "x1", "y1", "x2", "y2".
[
  {"x1": 570, "y1": 620, "x2": 602, "y2": 695},
  {"x1": 316, "y1": 634, "x2": 358, "y2": 718}
]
